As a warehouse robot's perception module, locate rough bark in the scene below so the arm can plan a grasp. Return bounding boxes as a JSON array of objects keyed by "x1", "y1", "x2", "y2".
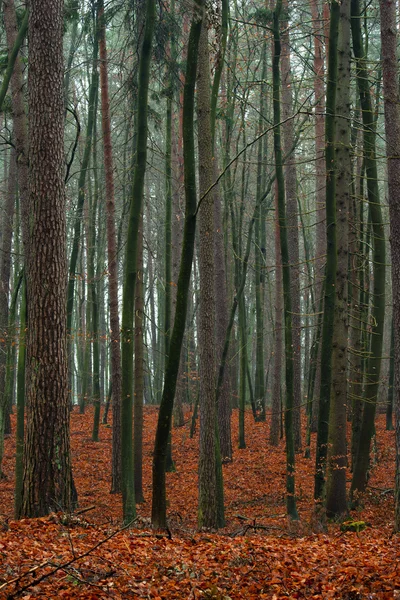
[
  {"x1": 21, "y1": 0, "x2": 74, "y2": 517},
  {"x1": 197, "y1": 17, "x2": 224, "y2": 529}
]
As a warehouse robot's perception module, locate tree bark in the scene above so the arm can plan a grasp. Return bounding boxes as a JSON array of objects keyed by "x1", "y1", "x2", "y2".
[
  {"x1": 121, "y1": 0, "x2": 155, "y2": 523},
  {"x1": 97, "y1": 0, "x2": 122, "y2": 493},
  {"x1": 21, "y1": 0, "x2": 74, "y2": 517},
  {"x1": 379, "y1": 0, "x2": 400, "y2": 531},
  {"x1": 197, "y1": 17, "x2": 224, "y2": 530},
  {"x1": 326, "y1": 0, "x2": 351, "y2": 518},
  {"x1": 151, "y1": 0, "x2": 204, "y2": 530}
]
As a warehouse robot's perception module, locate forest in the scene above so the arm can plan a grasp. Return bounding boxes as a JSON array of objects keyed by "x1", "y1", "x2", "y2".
[{"x1": 0, "y1": 0, "x2": 399, "y2": 597}]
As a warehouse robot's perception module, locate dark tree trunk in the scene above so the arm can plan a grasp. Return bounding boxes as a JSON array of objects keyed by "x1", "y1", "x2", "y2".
[{"x1": 379, "y1": 0, "x2": 400, "y2": 532}]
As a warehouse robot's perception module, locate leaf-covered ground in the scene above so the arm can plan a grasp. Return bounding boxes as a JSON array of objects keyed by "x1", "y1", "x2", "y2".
[{"x1": 0, "y1": 408, "x2": 398, "y2": 599}]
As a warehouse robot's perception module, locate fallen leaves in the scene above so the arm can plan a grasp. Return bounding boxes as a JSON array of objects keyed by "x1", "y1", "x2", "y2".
[{"x1": 0, "y1": 408, "x2": 398, "y2": 598}]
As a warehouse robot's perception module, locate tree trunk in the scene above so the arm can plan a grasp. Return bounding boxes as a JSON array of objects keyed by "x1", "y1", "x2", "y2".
[
  {"x1": 272, "y1": 0, "x2": 298, "y2": 521},
  {"x1": 197, "y1": 17, "x2": 224, "y2": 530},
  {"x1": 121, "y1": 0, "x2": 155, "y2": 524},
  {"x1": 0, "y1": 150, "x2": 16, "y2": 476},
  {"x1": 350, "y1": 0, "x2": 386, "y2": 501},
  {"x1": 314, "y1": 0, "x2": 340, "y2": 506},
  {"x1": 309, "y1": 0, "x2": 326, "y2": 432},
  {"x1": 21, "y1": 0, "x2": 74, "y2": 517},
  {"x1": 281, "y1": 0, "x2": 302, "y2": 451},
  {"x1": 326, "y1": 0, "x2": 351, "y2": 518},
  {"x1": 379, "y1": 0, "x2": 400, "y2": 531},
  {"x1": 97, "y1": 0, "x2": 122, "y2": 493},
  {"x1": 134, "y1": 210, "x2": 145, "y2": 503},
  {"x1": 151, "y1": 0, "x2": 204, "y2": 530},
  {"x1": 269, "y1": 184, "x2": 283, "y2": 448}
]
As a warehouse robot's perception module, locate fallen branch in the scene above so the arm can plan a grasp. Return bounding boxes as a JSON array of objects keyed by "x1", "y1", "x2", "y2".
[{"x1": 2, "y1": 518, "x2": 138, "y2": 599}]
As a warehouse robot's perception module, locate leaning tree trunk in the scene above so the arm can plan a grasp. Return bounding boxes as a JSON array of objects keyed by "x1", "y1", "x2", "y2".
[
  {"x1": 379, "y1": 0, "x2": 400, "y2": 532},
  {"x1": 21, "y1": 0, "x2": 74, "y2": 517}
]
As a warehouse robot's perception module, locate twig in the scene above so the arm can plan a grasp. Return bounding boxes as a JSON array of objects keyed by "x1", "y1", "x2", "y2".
[{"x1": 3, "y1": 518, "x2": 138, "y2": 599}]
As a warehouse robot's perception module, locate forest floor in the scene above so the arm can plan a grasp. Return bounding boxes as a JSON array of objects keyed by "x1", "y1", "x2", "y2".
[{"x1": 0, "y1": 407, "x2": 398, "y2": 599}]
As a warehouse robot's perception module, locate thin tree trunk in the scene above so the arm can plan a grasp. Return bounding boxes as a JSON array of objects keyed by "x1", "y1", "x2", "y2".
[
  {"x1": 151, "y1": 0, "x2": 204, "y2": 530},
  {"x1": 121, "y1": 0, "x2": 155, "y2": 523},
  {"x1": 272, "y1": 0, "x2": 299, "y2": 521},
  {"x1": 350, "y1": 0, "x2": 386, "y2": 500},
  {"x1": 97, "y1": 0, "x2": 122, "y2": 493},
  {"x1": 281, "y1": 0, "x2": 302, "y2": 451},
  {"x1": 314, "y1": 0, "x2": 340, "y2": 506},
  {"x1": 134, "y1": 210, "x2": 145, "y2": 503}
]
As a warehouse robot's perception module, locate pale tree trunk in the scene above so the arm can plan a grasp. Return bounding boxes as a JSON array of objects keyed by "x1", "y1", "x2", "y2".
[
  {"x1": 197, "y1": 17, "x2": 224, "y2": 529},
  {"x1": 281, "y1": 0, "x2": 301, "y2": 451},
  {"x1": 379, "y1": 0, "x2": 400, "y2": 532},
  {"x1": 21, "y1": 0, "x2": 74, "y2": 517},
  {"x1": 98, "y1": 0, "x2": 122, "y2": 493},
  {"x1": 326, "y1": 0, "x2": 351, "y2": 518}
]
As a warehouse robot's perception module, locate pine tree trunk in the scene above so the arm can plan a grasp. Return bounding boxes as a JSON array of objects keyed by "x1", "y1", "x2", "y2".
[{"x1": 21, "y1": 0, "x2": 74, "y2": 517}]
